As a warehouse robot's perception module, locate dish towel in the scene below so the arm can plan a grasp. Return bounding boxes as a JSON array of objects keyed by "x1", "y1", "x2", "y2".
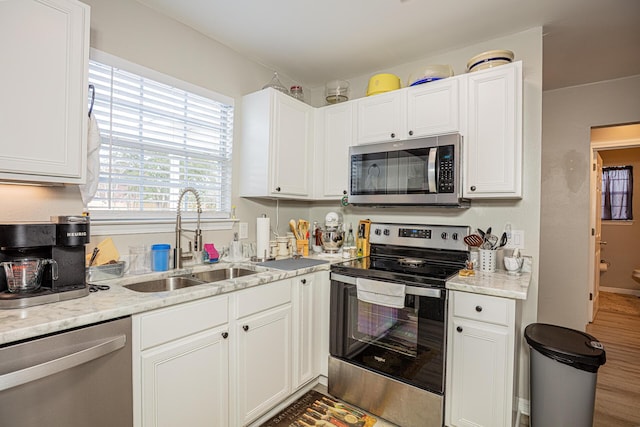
[
  {"x1": 79, "y1": 113, "x2": 101, "y2": 207},
  {"x1": 356, "y1": 277, "x2": 406, "y2": 308}
]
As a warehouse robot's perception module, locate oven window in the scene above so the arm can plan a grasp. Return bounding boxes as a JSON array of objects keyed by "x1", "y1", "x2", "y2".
[{"x1": 355, "y1": 299, "x2": 418, "y2": 357}]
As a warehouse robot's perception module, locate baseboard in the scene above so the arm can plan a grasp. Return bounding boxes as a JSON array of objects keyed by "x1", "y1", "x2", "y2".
[{"x1": 600, "y1": 286, "x2": 640, "y2": 297}]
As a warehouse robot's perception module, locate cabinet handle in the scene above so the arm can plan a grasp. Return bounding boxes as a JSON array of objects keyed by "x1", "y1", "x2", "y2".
[
  {"x1": 475, "y1": 305, "x2": 483, "y2": 312},
  {"x1": 275, "y1": 187, "x2": 281, "y2": 192},
  {"x1": 390, "y1": 133, "x2": 396, "y2": 138},
  {"x1": 343, "y1": 190, "x2": 347, "y2": 195},
  {"x1": 470, "y1": 186, "x2": 476, "y2": 191},
  {"x1": 456, "y1": 326, "x2": 463, "y2": 333},
  {"x1": 409, "y1": 130, "x2": 414, "y2": 136},
  {"x1": 242, "y1": 325, "x2": 249, "y2": 332},
  {"x1": 221, "y1": 332, "x2": 229, "y2": 339},
  {"x1": 301, "y1": 279, "x2": 307, "y2": 284}
]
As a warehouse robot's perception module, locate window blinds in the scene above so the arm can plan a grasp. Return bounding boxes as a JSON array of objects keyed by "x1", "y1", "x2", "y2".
[{"x1": 87, "y1": 60, "x2": 234, "y2": 214}]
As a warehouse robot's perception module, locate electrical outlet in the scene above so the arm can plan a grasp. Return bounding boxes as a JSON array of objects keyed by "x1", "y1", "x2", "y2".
[
  {"x1": 239, "y1": 222, "x2": 248, "y2": 239},
  {"x1": 506, "y1": 230, "x2": 525, "y2": 249}
]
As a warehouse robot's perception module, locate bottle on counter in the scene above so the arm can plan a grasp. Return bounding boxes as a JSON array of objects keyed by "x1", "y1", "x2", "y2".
[{"x1": 343, "y1": 223, "x2": 356, "y2": 258}]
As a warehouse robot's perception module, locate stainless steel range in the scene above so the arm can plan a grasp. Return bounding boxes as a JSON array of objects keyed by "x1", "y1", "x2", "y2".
[{"x1": 329, "y1": 222, "x2": 469, "y2": 427}]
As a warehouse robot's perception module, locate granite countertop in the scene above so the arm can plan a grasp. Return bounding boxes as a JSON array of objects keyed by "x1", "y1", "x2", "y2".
[
  {"x1": 0, "y1": 252, "x2": 531, "y2": 345},
  {"x1": 446, "y1": 267, "x2": 531, "y2": 300},
  {"x1": 0, "y1": 255, "x2": 344, "y2": 345}
]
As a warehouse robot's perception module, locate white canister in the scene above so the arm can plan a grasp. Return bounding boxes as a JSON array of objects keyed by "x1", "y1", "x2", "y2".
[{"x1": 479, "y1": 249, "x2": 497, "y2": 272}]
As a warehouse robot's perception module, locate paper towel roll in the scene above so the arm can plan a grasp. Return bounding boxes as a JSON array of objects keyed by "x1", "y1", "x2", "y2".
[{"x1": 256, "y1": 216, "x2": 270, "y2": 259}]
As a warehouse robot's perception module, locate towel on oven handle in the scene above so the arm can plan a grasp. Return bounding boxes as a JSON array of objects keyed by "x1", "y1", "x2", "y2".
[{"x1": 356, "y1": 277, "x2": 406, "y2": 308}]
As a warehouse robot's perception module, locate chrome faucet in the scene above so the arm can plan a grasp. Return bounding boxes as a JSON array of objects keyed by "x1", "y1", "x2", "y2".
[{"x1": 174, "y1": 187, "x2": 202, "y2": 269}]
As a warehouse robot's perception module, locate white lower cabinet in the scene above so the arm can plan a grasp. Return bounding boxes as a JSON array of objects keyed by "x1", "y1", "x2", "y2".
[
  {"x1": 233, "y1": 279, "x2": 293, "y2": 426},
  {"x1": 133, "y1": 274, "x2": 330, "y2": 427},
  {"x1": 133, "y1": 295, "x2": 230, "y2": 427},
  {"x1": 445, "y1": 291, "x2": 518, "y2": 427}
]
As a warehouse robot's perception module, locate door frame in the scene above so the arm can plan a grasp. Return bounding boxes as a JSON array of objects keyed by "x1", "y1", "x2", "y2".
[{"x1": 589, "y1": 136, "x2": 640, "y2": 322}]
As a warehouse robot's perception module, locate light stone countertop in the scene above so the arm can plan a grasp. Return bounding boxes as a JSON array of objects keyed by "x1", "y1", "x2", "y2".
[{"x1": 0, "y1": 253, "x2": 530, "y2": 345}]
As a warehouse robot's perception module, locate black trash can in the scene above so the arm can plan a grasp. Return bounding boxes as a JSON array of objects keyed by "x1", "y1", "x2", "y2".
[{"x1": 524, "y1": 323, "x2": 606, "y2": 427}]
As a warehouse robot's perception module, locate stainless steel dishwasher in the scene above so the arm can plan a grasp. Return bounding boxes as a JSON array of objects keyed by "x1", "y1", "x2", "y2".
[{"x1": 0, "y1": 316, "x2": 132, "y2": 427}]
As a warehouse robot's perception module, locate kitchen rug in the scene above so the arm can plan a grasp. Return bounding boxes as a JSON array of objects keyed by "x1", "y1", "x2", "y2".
[{"x1": 260, "y1": 389, "x2": 377, "y2": 427}]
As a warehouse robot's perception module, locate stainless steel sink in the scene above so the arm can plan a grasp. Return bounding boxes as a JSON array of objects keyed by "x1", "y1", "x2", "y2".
[
  {"x1": 123, "y1": 276, "x2": 205, "y2": 293},
  {"x1": 189, "y1": 268, "x2": 257, "y2": 282}
]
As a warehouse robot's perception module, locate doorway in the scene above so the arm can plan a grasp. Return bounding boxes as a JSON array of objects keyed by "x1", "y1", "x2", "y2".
[{"x1": 589, "y1": 123, "x2": 640, "y2": 322}]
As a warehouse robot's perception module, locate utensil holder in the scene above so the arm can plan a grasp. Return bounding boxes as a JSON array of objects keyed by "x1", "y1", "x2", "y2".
[
  {"x1": 296, "y1": 240, "x2": 309, "y2": 257},
  {"x1": 479, "y1": 249, "x2": 497, "y2": 272}
]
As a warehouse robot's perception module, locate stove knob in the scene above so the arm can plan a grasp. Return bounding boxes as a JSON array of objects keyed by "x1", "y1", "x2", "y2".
[
  {"x1": 452, "y1": 232, "x2": 459, "y2": 241},
  {"x1": 441, "y1": 232, "x2": 448, "y2": 240},
  {"x1": 383, "y1": 229, "x2": 390, "y2": 236},
  {"x1": 375, "y1": 228, "x2": 382, "y2": 236}
]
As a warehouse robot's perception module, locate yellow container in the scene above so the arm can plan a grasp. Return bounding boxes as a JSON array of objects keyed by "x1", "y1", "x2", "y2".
[{"x1": 366, "y1": 73, "x2": 401, "y2": 96}]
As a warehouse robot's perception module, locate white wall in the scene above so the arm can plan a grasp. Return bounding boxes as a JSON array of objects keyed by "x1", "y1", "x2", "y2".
[{"x1": 540, "y1": 74, "x2": 640, "y2": 330}]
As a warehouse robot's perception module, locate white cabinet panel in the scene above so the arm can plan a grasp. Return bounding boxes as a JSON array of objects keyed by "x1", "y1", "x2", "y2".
[
  {"x1": 356, "y1": 91, "x2": 405, "y2": 144},
  {"x1": 464, "y1": 62, "x2": 522, "y2": 198},
  {"x1": 314, "y1": 103, "x2": 353, "y2": 199},
  {"x1": 0, "y1": 0, "x2": 89, "y2": 183},
  {"x1": 239, "y1": 88, "x2": 313, "y2": 198},
  {"x1": 407, "y1": 78, "x2": 461, "y2": 138},
  {"x1": 140, "y1": 328, "x2": 229, "y2": 427},
  {"x1": 292, "y1": 274, "x2": 316, "y2": 389}
]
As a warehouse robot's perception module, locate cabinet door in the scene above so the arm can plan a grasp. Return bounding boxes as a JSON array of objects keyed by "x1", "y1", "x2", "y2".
[
  {"x1": 464, "y1": 62, "x2": 522, "y2": 198},
  {"x1": 407, "y1": 78, "x2": 460, "y2": 138},
  {"x1": 271, "y1": 92, "x2": 313, "y2": 197},
  {"x1": 140, "y1": 327, "x2": 229, "y2": 427},
  {"x1": 317, "y1": 103, "x2": 353, "y2": 198},
  {"x1": 292, "y1": 274, "x2": 315, "y2": 389},
  {"x1": 446, "y1": 318, "x2": 509, "y2": 427},
  {"x1": 356, "y1": 91, "x2": 405, "y2": 144},
  {"x1": 0, "y1": 0, "x2": 89, "y2": 183},
  {"x1": 236, "y1": 304, "x2": 292, "y2": 425}
]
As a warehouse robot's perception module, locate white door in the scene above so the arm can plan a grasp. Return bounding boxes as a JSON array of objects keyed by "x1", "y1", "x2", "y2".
[{"x1": 589, "y1": 151, "x2": 603, "y2": 322}]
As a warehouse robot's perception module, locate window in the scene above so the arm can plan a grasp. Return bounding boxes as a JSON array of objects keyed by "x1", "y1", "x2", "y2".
[
  {"x1": 602, "y1": 166, "x2": 633, "y2": 220},
  {"x1": 87, "y1": 53, "x2": 234, "y2": 219}
]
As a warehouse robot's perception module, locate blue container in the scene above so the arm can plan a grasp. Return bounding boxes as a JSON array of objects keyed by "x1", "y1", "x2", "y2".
[{"x1": 151, "y1": 244, "x2": 171, "y2": 271}]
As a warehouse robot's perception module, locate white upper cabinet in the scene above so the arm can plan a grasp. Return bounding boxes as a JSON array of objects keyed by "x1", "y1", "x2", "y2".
[
  {"x1": 240, "y1": 88, "x2": 313, "y2": 198},
  {"x1": 0, "y1": 0, "x2": 89, "y2": 184},
  {"x1": 313, "y1": 102, "x2": 354, "y2": 199},
  {"x1": 355, "y1": 90, "x2": 405, "y2": 144},
  {"x1": 407, "y1": 78, "x2": 461, "y2": 138},
  {"x1": 463, "y1": 61, "x2": 523, "y2": 198}
]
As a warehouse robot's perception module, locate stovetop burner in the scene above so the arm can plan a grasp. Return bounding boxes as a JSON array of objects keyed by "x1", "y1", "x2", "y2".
[{"x1": 330, "y1": 222, "x2": 470, "y2": 288}]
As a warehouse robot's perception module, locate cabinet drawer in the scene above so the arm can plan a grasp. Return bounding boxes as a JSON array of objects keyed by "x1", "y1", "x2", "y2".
[
  {"x1": 236, "y1": 280, "x2": 291, "y2": 319},
  {"x1": 139, "y1": 296, "x2": 228, "y2": 350},
  {"x1": 452, "y1": 291, "x2": 511, "y2": 326}
]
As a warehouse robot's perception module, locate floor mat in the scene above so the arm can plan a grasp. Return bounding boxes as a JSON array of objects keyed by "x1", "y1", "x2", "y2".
[{"x1": 260, "y1": 389, "x2": 377, "y2": 427}]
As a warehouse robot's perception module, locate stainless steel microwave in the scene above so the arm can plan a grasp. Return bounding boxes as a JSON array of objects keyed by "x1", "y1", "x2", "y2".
[{"x1": 348, "y1": 133, "x2": 468, "y2": 207}]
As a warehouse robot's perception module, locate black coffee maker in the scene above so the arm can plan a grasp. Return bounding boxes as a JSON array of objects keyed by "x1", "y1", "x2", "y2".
[{"x1": 0, "y1": 216, "x2": 90, "y2": 309}]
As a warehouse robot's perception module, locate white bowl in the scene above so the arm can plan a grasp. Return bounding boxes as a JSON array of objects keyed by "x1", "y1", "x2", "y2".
[
  {"x1": 407, "y1": 64, "x2": 454, "y2": 86},
  {"x1": 504, "y1": 256, "x2": 524, "y2": 274}
]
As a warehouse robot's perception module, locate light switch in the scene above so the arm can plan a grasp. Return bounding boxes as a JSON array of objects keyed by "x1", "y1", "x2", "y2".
[
  {"x1": 239, "y1": 222, "x2": 248, "y2": 239},
  {"x1": 507, "y1": 230, "x2": 525, "y2": 249}
]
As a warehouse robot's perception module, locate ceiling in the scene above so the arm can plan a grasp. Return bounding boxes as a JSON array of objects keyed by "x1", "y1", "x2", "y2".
[{"x1": 136, "y1": 0, "x2": 640, "y2": 91}]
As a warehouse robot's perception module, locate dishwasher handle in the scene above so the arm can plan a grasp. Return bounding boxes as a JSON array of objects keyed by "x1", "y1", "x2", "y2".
[{"x1": 0, "y1": 334, "x2": 126, "y2": 392}]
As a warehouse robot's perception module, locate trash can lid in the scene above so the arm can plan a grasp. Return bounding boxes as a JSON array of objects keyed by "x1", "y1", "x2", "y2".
[{"x1": 524, "y1": 323, "x2": 606, "y2": 373}]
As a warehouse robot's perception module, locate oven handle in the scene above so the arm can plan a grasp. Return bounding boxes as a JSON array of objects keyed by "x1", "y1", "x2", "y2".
[{"x1": 330, "y1": 272, "x2": 442, "y2": 298}]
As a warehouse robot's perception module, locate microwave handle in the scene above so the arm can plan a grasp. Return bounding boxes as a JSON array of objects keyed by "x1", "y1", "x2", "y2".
[{"x1": 428, "y1": 147, "x2": 437, "y2": 193}]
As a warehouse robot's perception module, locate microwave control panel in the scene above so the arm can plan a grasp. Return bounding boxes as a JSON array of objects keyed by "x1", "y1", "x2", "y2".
[{"x1": 437, "y1": 145, "x2": 455, "y2": 193}]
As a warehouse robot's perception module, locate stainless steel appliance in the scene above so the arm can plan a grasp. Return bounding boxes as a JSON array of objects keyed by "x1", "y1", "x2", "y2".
[
  {"x1": 0, "y1": 316, "x2": 133, "y2": 427},
  {"x1": 348, "y1": 133, "x2": 468, "y2": 207},
  {"x1": 329, "y1": 222, "x2": 470, "y2": 427},
  {"x1": 0, "y1": 216, "x2": 90, "y2": 309}
]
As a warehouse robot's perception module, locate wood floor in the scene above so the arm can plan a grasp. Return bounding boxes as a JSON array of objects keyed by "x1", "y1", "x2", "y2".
[{"x1": 587, "y1": 291, "x2": 640, "y2": 427}]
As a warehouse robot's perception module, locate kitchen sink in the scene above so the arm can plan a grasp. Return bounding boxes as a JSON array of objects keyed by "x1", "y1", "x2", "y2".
[
  {"x1": 189, "y1": 268, "x2": 257, "y2": 282},
  {"x1": 123, "y1": 276, "x2": 205, "y2": 293}
]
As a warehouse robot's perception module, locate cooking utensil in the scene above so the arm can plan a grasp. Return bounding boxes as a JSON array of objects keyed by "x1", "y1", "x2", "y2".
[
  {"x1": 497, "y1": 232, "x2": 508, "y2": 249},
  {"x1": 289, "y1": 219, "x2": 301, "y2": 240},
  {"x1": 483, "y1": 233, "x2": 499, "y2": 249},
  {"x1": 88, "y1": 247, "x2": 100, "y2": 267},
  {"x1": 463, "y1": 234, "x2": 483, "y2": 248},
  {"x1": 477, "y1": 228, "x2": 486, "y2": 240}
]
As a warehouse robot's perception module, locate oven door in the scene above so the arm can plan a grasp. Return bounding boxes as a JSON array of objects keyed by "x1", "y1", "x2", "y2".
[{"x1": 329, "y1": 273, "x2": 447, "y2": 395}]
